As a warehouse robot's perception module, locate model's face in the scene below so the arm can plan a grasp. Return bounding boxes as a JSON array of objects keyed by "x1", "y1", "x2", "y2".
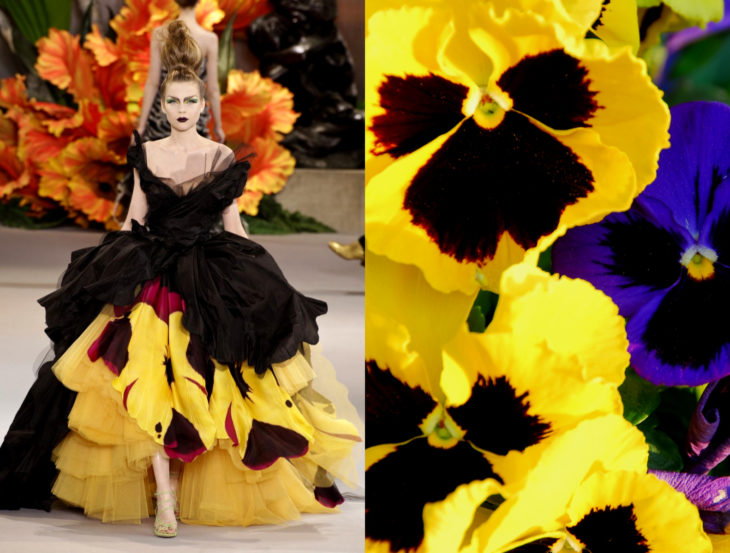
[{"x1": 161, "y1": 81, "x2": 204, "y2": 133}]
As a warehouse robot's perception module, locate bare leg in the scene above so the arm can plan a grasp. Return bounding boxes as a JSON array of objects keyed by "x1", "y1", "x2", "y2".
[{"x1": 151, "y1": 452, "x2": 177, "y2": 537}]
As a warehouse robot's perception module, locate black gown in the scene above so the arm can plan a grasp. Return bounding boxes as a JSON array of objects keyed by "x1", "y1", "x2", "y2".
[{"x1": 0, "y1": 133, "x2": 359, "y2": 524}]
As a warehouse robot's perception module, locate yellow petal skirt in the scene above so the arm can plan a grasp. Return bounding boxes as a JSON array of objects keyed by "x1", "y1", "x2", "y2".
[{"x1": 49, "y1": 285, "x2": 360, "y2": 525}]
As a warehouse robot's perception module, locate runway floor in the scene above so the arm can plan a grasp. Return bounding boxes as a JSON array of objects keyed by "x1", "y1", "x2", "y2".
[{"x1": 0, "y1": 226, "x2": 364, "y2": 552}]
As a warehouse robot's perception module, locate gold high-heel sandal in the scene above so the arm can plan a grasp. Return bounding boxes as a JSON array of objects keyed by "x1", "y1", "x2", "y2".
[{"x1": 154, "y1": 490, "x2": 178, "y2": 538}]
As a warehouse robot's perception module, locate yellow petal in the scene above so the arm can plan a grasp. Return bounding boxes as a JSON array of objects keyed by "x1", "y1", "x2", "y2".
[
  {"x1": 467, "y1": 415, "x2": 647, "y2": 553},
  {"x1": 565, "y1": 471, "x2": 711, "y2": 553}
]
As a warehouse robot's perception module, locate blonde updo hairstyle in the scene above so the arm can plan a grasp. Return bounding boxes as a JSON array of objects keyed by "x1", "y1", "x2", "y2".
[{"x1": 159, "y1": 20, "x2": 205, "y2": 97}]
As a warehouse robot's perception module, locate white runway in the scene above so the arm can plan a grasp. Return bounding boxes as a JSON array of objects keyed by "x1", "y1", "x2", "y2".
[{"x1": 0, "y1": 226, "x2": 364, "y2": 552}]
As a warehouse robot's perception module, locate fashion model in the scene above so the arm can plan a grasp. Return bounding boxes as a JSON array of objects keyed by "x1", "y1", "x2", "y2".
[
  {"x1": 0, "y1": 19, "x2": 359, "y2": 539},
  {"x1": 137, "y1": 0, "x2": 225, "y2": 143}
]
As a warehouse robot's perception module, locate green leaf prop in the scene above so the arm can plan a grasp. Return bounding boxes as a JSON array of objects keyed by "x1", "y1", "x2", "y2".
[
  {"x1": 0, "y1": 0, "x2": 71, "y2": 43},
  {"x1": 0, "y1": 198, "x2": 67, "y2": 229},
  {"x1": 218, "y1": 11, "x2": 237, "y2": 94},
  {"x1": 244, "y1": 195, "x2": 335, "y2": 234}
]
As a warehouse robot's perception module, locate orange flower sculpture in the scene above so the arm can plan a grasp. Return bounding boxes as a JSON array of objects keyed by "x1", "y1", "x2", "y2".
[
  {"x1": 0, "y1": 0, "x2": 296, "y2": 227},
  {"x1": 213, "y1": 0, "x2": 273, "y2": 36},
  {"x1": 215, "y1": 69, "x2": 298, "y2": 215}
]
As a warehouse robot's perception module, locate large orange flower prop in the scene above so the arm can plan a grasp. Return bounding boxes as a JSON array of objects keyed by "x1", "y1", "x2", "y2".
[
  {"x1": 219, "y1": 69, "x2": 298, "y2": 214},
  {"x1": 1, "y1": 0, "x2": 296, "y2": 228},
  {"x1": 213, "y1": 0, "x2": 273, "y2": 35}
]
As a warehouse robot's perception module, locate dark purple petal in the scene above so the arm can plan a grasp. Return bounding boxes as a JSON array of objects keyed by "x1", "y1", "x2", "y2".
[
  {"x1": 698, "y1": 511, "x2": 730, "y2": 534},
  {"x1": 686, "y1": 376, "x2": 730, "y2": 473},
  {"x1": 624, "y1": 279, "x2": 730, "y2": 386},
  {"x1": 639, "y1": 102, "x2": 730, "y2": 240},
  {"x1": 651, "y1": 470, "x2": 730, "y2": 511},
  {"x1": 553, "y1": 211, "x2": 682, "y2": 322}
]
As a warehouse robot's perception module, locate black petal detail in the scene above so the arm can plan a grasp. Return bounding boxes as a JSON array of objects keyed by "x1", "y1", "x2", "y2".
[
  {"x1": 164, "y1": 356, "x2": 174, "y2": 385},
  {"x1": 591, "y1": 0, "x2": 611, "y2": 29},
  {"x1": 371, "y1": 73, "x2": 468, "y2": 158},
  {"x1": 163, "y1": 409, "x2": 206, "y2": 463},
  {"x1": 366, "y1": 360, "x2": 437, "y2": 448},
  {"x1": 447, "y1": 375, "x2": 550, "y2": 455},
  {"x1": 314, "y1": 483, "x2": 344, "y2": 508},
  {"x1": 599, "y1": 214, "x2": 683, "y2": 291},
  {"x1": 403, "y1": 114, "x2": 594, "y2": 263},
  {"x1": 242, "y1": 419, "x2": 309, "y2": 469},
  {"x1": 642, "y1": 269, "x2": 730, "y2": 369},
  {"x1": 227, "y1": 362, "x2": 252, "y2": 401},
  {"x1": 87, "y1": 316, "x2": 132, "y2": 375},
  {"x1": 186, "y1": 332, "x2": 215, "y2": 398},
  {"x1": 366, "y1": 438, "x2": 500, "y2": 552},
  {"x1": 498, "y1": 49, "x2": 600, "y2": 130},
  {"x1": 568, "y1": 505, "x2": 650, "y2": 553}
]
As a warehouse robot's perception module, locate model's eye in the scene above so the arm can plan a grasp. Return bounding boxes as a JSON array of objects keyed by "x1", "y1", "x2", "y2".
[
  {"x1": 185, "y1": 98, "x2": 199, "y2": 104},
  {"x1": 165, "y1": 98, "x2": 179, "y2": 104}
]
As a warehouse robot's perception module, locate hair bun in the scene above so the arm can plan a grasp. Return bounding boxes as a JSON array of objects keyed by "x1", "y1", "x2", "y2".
[{"x1": 160, "y1": 20, "x2": 202, "y2": 72}]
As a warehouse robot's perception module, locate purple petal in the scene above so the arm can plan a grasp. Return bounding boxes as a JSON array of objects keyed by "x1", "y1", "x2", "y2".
[
  {"x1": 698, "y1": 511, "x2": 730, "y2": 534},
  {"x1": 686, "y1": 376, "x2": 730, "y2": 473},
  {"x1": 651, "y1": 470, "x2": 730, "y2": 511}
]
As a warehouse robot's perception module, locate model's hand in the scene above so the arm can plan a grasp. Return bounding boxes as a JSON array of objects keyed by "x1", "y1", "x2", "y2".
[{"x1": 214, "y1": 125, "x2": 225, "y2": 143}]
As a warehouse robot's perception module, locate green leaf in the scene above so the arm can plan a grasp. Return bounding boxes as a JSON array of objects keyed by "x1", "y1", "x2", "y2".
[
  {"x1": 0, "y1": 198, "x2": 67, "y2": 229},
  {"x1": 619, "y1": 367, "x2": 662, "y2": 425},
  {"x1": 0, "y1": 0, "x2": 71, "y2": 43},
  {"x1": 537, "y1": 245, "x2": 552, "y2": 273},
  {"x1": 466, "y1": 290, "x2": 499, "y2": 333},
  {"x1": 244, "y1": 195, "x2": 335, "y2": 234},
  {"x1": 638, "y1": 413, "x2": 683, "y2": 471},
  {"x1": 218, "y1": 11, "x2": 237, "y2": 94}
]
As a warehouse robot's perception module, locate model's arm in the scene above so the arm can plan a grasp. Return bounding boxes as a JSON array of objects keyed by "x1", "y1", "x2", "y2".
[
  {"x1": 205, "y1": 35, "x2": 225, "y2": 143},
  {"x1": 136, "y1": 29, "x2": 163, "y2": 137},
  {"x1": 121, "y1": 167, "x2": 148, "y2": 231},
  {"x1": 222, "y1": 200, "x2": 247, "y2": 237}
]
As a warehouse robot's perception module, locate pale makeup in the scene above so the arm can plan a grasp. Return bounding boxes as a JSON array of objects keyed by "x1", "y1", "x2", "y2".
[{"x1": 160, "y1": 80, "x2": 205, "y2": 133}]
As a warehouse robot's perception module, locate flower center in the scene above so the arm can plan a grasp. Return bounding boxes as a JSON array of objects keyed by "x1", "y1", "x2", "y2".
[
  {"x1": 473, "y1": 89, "x2": 509, "y2": 130},
  {"x1": 420, "y1": 407, "x2": 465, "y2": 449},
  {"x1": 680, "y1": 245, "x2": 717, "y2": 281}
]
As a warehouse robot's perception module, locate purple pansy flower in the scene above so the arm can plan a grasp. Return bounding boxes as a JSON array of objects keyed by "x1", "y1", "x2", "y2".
[{"x1": 553, "y1": 101, "x2": 730, "y2": 386}]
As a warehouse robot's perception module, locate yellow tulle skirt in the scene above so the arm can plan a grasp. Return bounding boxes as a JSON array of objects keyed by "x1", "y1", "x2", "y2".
[{"x1": 49, "y1": 288, "x2": 360, "y2": 525}]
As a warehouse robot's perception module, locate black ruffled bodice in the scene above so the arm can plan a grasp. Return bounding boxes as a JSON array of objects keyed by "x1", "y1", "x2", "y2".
[{"x1": 40, "y1": 135, "x2": 327, "y2": 373}]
